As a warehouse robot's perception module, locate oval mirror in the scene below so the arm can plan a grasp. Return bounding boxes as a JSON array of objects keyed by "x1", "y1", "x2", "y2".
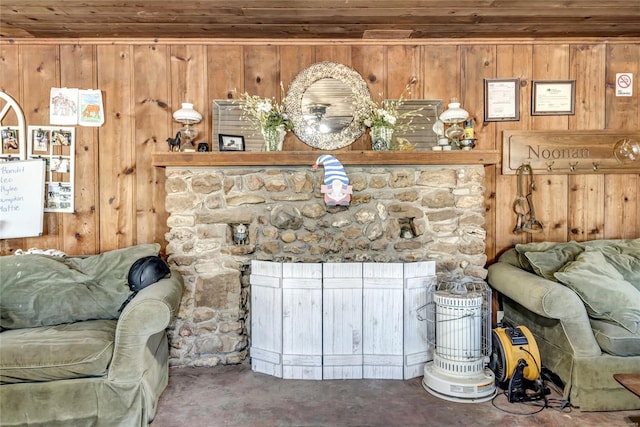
[{"x1": 285, "y1": 62, "x2": 371, "y2": 150}]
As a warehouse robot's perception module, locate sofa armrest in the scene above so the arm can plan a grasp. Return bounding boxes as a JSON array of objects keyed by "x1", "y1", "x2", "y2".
[
  {"x1": 487, "y1": 262, "x2": 601, "y2": 357},
  {"x1": 108, "y1": 270, "x2": 184, "y2": 381}
]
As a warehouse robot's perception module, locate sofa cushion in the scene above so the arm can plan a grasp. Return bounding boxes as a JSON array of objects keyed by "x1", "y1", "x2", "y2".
[
  {"x1": 590, "y1": 319, "x2": 640, "y2": 356},
  {"x1": 0, "y1": 319, "x2": 116, "y2": 384},
  {"x1": 597, "y1": 243, "x2": 640, "y2": 290},
  {"x1": 0, "y1": 243, "x2": 160, "y2": 329},
  {"x1": 554, "y1": 249, "x2": 640, "y2": 334},
  {"x1": 519, "y1": 241, "x2": 584, "y2": 281}
]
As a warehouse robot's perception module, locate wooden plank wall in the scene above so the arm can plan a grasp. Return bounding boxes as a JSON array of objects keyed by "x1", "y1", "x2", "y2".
[{"x1": 1, "y1": 39, "x2": 639, "y2": 262}]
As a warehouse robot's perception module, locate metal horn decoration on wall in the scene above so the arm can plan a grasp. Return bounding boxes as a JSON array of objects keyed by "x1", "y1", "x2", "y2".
[{"x1": 513, "y1": 164, "x2": 543, "y2": 234}]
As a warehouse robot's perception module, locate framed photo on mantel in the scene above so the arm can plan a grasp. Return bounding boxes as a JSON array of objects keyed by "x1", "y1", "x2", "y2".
[{"x1": 218, "y1": 134, "x2": 245, "y2": 151}]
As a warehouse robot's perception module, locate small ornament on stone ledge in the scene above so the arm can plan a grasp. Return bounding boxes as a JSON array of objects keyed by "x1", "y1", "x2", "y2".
[
  {"x1": 232, "y1": 223, "x2": 249, "y2": 245},
  {"x1": 312, "y1": 155, "x2": 353, "y2": 207}
]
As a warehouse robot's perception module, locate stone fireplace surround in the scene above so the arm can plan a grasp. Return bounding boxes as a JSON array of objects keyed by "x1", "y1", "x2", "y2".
[{"x1": 160, "y1": 155, "x2": 489, "y2": 368}]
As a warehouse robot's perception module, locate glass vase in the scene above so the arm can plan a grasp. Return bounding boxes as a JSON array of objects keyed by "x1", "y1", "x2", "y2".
[
  {"x1": 371, "y1": 125, "x2": 394, "y2": 151},
  {"x1": 261, "y1": 125, "x2": 286, "y2": 151}
]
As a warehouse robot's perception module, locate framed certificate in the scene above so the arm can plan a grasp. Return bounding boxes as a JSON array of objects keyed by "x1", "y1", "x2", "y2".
[
  {"x1": 483, "y1": 78, "x2": 520, "y2": 122},
  {"x1": 532, "y1": 80, "x2": 576, "y2": 115}
]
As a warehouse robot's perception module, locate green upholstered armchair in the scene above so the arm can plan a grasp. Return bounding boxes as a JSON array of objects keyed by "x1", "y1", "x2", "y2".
[{"x1": 0, "y1": 244, "x2": 184, "y2": 426}]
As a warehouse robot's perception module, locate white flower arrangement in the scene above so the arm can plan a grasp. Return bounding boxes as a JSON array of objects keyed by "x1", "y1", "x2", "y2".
[
  {"x1": 358, "y1": 79, "x2": 424, "y2": 134},
  {"x1": 234, "y1": 87, "x2": 292, "y2": 133}
]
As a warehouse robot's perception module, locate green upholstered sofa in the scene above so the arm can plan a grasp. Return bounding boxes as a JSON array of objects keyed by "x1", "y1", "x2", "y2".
[
  {"x1": 0, "y1": 244, "x2": 183, "y2": 426},
  {"x1": 487, "y1": 239, "x2": 640, "y2": 411}
]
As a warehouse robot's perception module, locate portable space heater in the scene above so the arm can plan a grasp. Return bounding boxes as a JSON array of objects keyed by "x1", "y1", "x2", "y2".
[
  {"x1": 490, "y1": 324, "x2": 546, "y2": 403},
  {"x1": 422, "y1": 278, "x2": 496, "y2": 403}
]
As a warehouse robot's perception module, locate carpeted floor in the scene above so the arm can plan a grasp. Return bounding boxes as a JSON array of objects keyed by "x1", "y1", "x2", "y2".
[{"x1": 151, "y1": 362, "x2": 639, "y2": 427}]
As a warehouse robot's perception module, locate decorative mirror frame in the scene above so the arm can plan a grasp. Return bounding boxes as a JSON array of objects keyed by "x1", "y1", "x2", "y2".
[{"x1": 285, "y1": 62, "x2": 371, "y2": 150}]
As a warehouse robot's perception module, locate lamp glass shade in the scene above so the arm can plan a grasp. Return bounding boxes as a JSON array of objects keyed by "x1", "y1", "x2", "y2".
[
  {"x1": 613, "y1": 138, "x2": 640, "y2": 164},
  {"x1": 439, "y1": 101, "x2": 469, "y2": 124},
  {"x1": 173, "y1": 102, "x2": 202, "y2": 124}
]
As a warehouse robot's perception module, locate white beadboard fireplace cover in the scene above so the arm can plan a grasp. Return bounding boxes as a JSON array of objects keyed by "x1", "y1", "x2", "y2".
[{"x1": 250, "y1": 260, "x2": 436, "y2": 380}]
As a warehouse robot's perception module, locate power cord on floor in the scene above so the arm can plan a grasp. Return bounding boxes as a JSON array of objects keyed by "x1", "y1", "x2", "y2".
[{"x1": 490, "y1": 370, "x2": 573, "y2": 416}]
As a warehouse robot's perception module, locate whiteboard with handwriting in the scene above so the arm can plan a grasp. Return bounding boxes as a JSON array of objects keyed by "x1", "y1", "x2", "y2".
[{"x1": 0, "y1": 159, "x2": 46, "y2": 239}]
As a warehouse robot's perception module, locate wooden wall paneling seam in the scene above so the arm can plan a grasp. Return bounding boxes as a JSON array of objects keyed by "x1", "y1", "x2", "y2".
[
  {"x1": 605, "y1": 44, "x2": 640, "y2": 130},
  {"x1": 569, "y1": 44, "x2": 606, "y2": 131},
  {"x1": 349, "y1": 45, "x2": 384, "y2": 151},
  {"x1": 493, "y1": 44, "x2": 534, "y2": 254},
  {"x1": 280, "y1": 45, "x2": 315, "y2": 88},
  {"x1": 604, "y1": 174, "x2": 640, "y2": 239},
  {"x1": 207, "y1": 44, "x2": 245, "y2": 98},
  {"x1": 60, "y1": 43, "x2": 100, "y2": 255},
  {"x1": 386, "y1": 45, "x2": 421, "y2": 102},
  {"x1": 133, "y1": 44, "x2": 169, "y2": 249},
  {"x1": 604, "y1": 44, "x2": 640, "y2": 239},
  {"x1": 422, "y1": 45, "x2": 460, "y2": 118},
  {"x1": 22, "y1": 45, "x2": 62, "y2": 251},
  {"x1": 208, "y1": 44, "x2": 245, "y2": 152},
  {"x1": 239, "y1": 46, "x2": 280, "y2": 145},
  {"x1": 567, "y1": 44, "x2": 606, "y2": 242},
  {"x1": 128, "y1": 44, "x2": 138, "y2": 248},
  {"x1": 460, "y1": 45, "x2": 495, "y2": 151},
  {"x1": 314, "y1": 45, "x2": 352, "y2": 67},
  {"x1": 568, "y1": 175, "x2": 605, "y2": 241},
  {"x1": 243, "y1": 45, "x2": 279, "y2": 98},
  {"x1": 279, "y1": 45, "x2": 315, "y2": 151},
  {"x1": 530, "y1": 44, "x2": 570, "y2": 243},
  {"x1": 96, "y1": 44, "x2": 135, "y2": 251},
  {"x1": 385, "y1": 45, "x2": 421, "y2": 152}
]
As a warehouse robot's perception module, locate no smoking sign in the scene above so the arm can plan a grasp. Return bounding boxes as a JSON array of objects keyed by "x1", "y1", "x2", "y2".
[{"x1": 616, "y1": 73, "x2": 633, "y2": 97}]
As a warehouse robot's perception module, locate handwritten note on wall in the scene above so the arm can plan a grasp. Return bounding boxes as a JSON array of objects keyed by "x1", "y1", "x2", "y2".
[{"x1": 0, "y1": 159, "x2": 45, "y2": 239}]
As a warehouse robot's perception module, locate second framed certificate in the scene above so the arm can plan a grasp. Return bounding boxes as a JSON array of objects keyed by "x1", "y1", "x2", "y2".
[{"x1": 532, "y1": 80, "x2": 576, "y2": 116}]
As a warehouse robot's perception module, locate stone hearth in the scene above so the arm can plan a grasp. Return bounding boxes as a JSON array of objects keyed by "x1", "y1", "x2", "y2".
[{"x1": 163, "y1": 163, "x2": 487, "y2": 367}]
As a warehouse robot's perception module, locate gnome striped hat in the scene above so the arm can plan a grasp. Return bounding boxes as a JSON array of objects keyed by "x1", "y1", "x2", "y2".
[{"x1": 315, "y1": 155, "x2": 349, "y2": 186}]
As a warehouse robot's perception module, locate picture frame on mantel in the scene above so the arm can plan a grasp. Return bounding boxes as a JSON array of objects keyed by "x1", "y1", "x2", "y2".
[
  {"x1": 531, "y1": 80, "x2": 576, "y2": 116},
  {"x1": 483, "y1": 78, "x2": 520, "y2": 122},
  {"x1": 218, "y1": 134, "x2": 245, "y2": 151}
]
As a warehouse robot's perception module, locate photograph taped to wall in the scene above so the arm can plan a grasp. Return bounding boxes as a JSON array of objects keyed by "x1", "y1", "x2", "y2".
[
  {"x1": 33, "y1": 128, "x2": 49, "y2": 152},
  {"x1": 1, "y1": 127, "x2": 20, "y2": 158},
  {"x1": 46, "y1": 182, "x2": 73, "y2": 210},
  {"x1": 27, "y1": 125, "x2": 75, "y2": 213},
  {"x1": 51, "y1": 129, "x2": 72, "y2": 145}
]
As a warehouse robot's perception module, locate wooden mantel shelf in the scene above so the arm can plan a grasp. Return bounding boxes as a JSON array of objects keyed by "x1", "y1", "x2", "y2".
[{"x1": 152, "y1": 150, "x2": 500, "y2": 167}]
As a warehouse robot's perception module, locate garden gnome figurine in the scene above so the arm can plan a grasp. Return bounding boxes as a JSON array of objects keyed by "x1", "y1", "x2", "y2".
[{"x1": 313, "y1": 154, "x2": 352, "y2": 206}]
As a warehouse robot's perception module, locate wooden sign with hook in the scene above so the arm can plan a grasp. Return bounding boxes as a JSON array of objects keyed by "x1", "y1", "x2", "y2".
[{"x1": 502, "y1": 130, "x2": 640, "y2": 175}]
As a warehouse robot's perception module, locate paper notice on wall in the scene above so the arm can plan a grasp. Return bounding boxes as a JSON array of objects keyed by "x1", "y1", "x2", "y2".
[
  {"x1": 616, "y1": 73, "x2": 633, "y2": 97},
  {"x1": 50, "y1": 87, "x2": 79, "y2": 125},
  {"x1": 78, "y1": 90, "x2": 104, "y2": 127}
]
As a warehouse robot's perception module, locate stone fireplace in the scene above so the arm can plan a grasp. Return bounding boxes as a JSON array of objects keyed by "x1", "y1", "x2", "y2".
[{"x1": 162, "y1": 159, "x2": 488, "y2": 367}]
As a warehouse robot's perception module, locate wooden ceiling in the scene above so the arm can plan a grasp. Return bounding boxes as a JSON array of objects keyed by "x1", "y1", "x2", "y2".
[{"x1": 1, "y1": 1, "x2": 640, "y2": 40}]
